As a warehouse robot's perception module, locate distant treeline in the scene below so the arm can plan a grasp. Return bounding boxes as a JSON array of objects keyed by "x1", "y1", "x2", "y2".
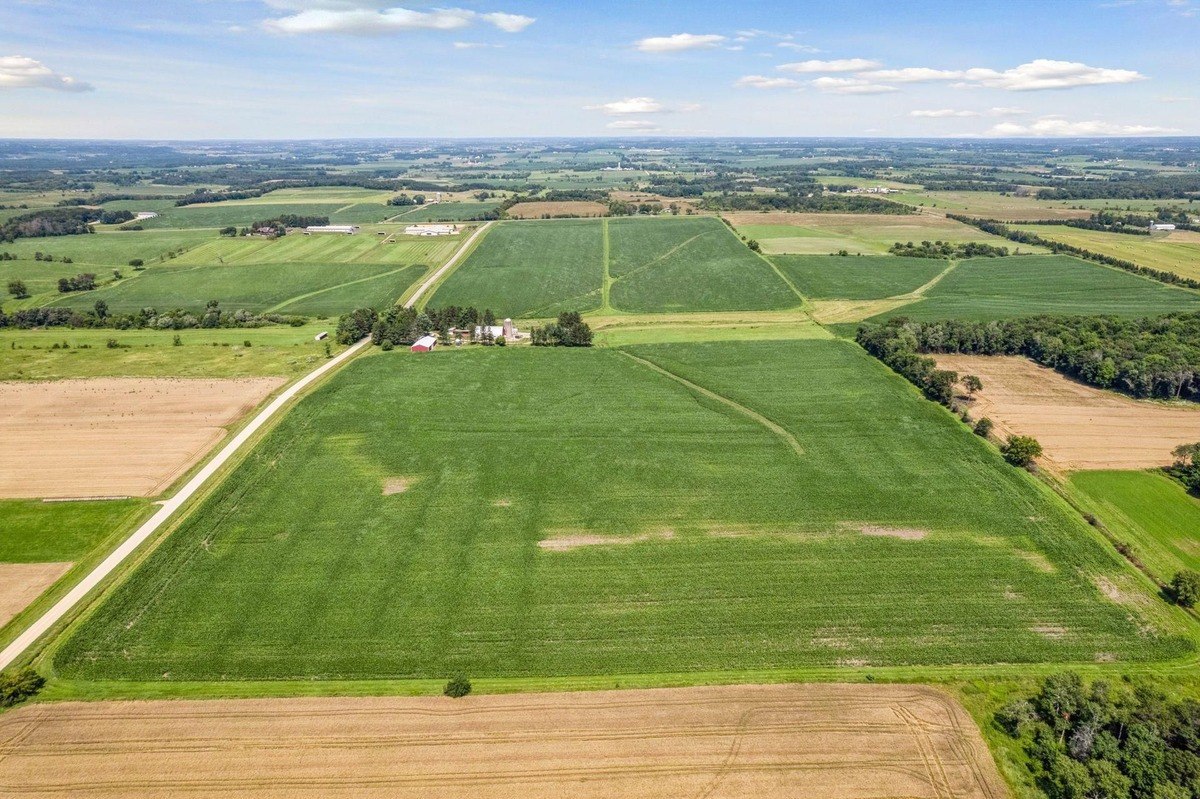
[
  {"x1": 173, "y1": 176, "x2": 467, "y2": 207},
  {"x1": 1037, "y1": 174, "x2": 1200, "y2": 200},
  {"x1": 56, "y1": 193, "x2": 182, "y2": 207},
  {"x1": 1019, "y1": 209, "x2": 1198, "y2": 235},
  {"x1": 888, "y1": 240, "x2": 1011, "y2": 259},
  {"x1": 0, "y1": 207, "x2": 98, "y2": 242},
  {"x1": 700, "y1": 193, "x2": 911, "y2": 214},
  {"x1": 248, "y1": 215, "x2": 330, "y2": 234},
  {"x1": 948, "y1": 214, "x2": 1200, "y2": 291},
  {"x1": 858, "y1": 312, "x2": 1200, "y2": 402},
  {"x1": 1, "y1": 300, "x2": 305, "y2": 331}
]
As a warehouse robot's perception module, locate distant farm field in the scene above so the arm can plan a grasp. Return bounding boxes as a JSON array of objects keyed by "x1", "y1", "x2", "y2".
[
  {"x1": 1071, "y1": 471, "x2": 1200, "y2": 583},
  {"x1": 771, "y1": 255, "x2": 947, "y2": 299},
  {"x1": 1013, "y1": 225, "x2": 1200, "y2": 281},
  {"x1": 866, "y1": 255, "x2": 1200, "y2": 323},
  {"x1": 55, "y1": 343, "x2": 1187, "y2": 681},
  {"x1": 723, "y1": 211, "x2": 1025, "y2": 255},
  {"x1": 431, "y1": 217, "x2": 799, "y2": 317},
  {"x1": 884, "y1": 191, "x2": 1094, "y2": 221},
  {"x1": 505, "y1": 200, "x2": 608, "y2": 218},
  {"x1": 387, "y1": 201, "x2": 500, "y2": 222}
]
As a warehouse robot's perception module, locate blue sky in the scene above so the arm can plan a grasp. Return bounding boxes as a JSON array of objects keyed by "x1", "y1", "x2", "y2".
[{"x1": 1, "y1": 0, "x2": 1197, "y2": 138}]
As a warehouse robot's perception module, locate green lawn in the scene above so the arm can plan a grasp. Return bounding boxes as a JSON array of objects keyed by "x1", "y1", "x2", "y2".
[
  {"x1": 54, "y1": 342, "x2": 1188, "y2": 682},
  {"x1": 0, "y1": 499, "x2": 148, "y2": 563},
  {"x1": 771, "y1": 255, "x2": 948, "y2": 299},
  {"x1": 866, "y1": 255, "x2": 1200, "y2": 323},
  {"x1": 1070, "y1": 471, "x2": 1200, "y2": 582},
  {"x1": 430, "y1": 217, "x2": 799, "y2": 318},
  {"x1": 0, "y1": 323, "x2": 345, "y2": 379}
]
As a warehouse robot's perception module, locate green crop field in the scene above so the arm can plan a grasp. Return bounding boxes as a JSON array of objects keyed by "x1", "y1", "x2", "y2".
[
  {"x1": 430, "y1": 217, "x2": 799, "y2": 317},
  {"x1": 0, "y1": 229, "x2": 215, "y2": 268},
  {"x1": 865, "y1": 255, "x2": 1200, "y2": 324},
  {"x1": 771, "y1": 255, "x2": 948, "y2": 299},
  {"x1": 1070, "y1": 471, "x2": 1200, "y2": 582},
  {"x1": 54, "y1": 342, "x2": 1188, "y2": 682},
  {"x1": 386, "y1": 202, "x2": 500, "y2": 222},
  {"x1": 730, "y1": 214, "x2": 1020, "y2": 255},
  {"x1": 1013, "y1": 225, "x2": 1200, "y2": 282},
  {"x1": 0, "y1": 323, "x2": 345, "y2": 380},
  {"x1": 0, "y1": 499, "x2": 148, "y2": 563}
]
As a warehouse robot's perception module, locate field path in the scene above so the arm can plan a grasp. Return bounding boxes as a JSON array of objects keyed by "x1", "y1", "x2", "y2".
[
  {"x1": 619, "y1": 351, "x2": 804, "y2": 457},
  {"x1": 0, "y1": 226, "x2": 478, "y2": 670},
  {"x1": 407, "y1": 221, "x2": 493, "y2": 308},
  {"x1": 263, "y1": 264, "x2": 418, "y2": 314}
]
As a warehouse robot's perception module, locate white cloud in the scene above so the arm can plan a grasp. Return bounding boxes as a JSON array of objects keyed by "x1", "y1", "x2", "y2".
[
  {"x1": 778, "y1": 58, "x2": 881, "y2": 73},
  {"x1": 909, "y1": 109, "x2": 981, "y2": 118},
  {"x1": 859, "y1": 67, "x2": 964, "y2": 83},
  {"x1": 986, "y1": 116, "x2": 1180, "y2": 136},
  {"x1": 0, "y1": 55, "x2": 93, "y2": 92},
  {"x1": 263, "y1": 6, "x2": 534, "y2": 35},
  {"x1": 960, "y1": 60, "x2": 1145, "y2": 90},
  {"x1": 453, "y1": 41, "x2": 501, "y2": 49},
  {"x1": 736, "y1": 74, "x2": 801, "y2": 89},
  {"x1": 607, "y1": 119, "x2": 659, "y2": 130},
  {"x1": 811, "y1": 77, "x2": 897, "y2": 95},
  {"x1": 587, "y1": 97, "x2": 663, "y2": 115},
  {"x1": 777, "y1": 42, "x2": 820, "y2": 53},
  {"x1": 634, "y1": 33, "x2": 726, "y2": 53},
  {"x1": 989, "y1": 106, "x2": 1030, "y2": 116}
]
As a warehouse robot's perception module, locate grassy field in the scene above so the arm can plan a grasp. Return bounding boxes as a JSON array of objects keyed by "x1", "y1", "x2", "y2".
[
  {"x1": 0, "y1": 229, "x2": 215, "y2": 269},
  {"x1": 431, "y1": 217, "x2": 799, "y2": 317},
  {"x1": 1070, "y1": 471, "x2": 1200, "y2": 582},
  {"x1": 771, "y1": 255, "x2": 948, "y2": 299},
  {"x1": 385, "y1": 201, "x2": 500, "y2": 222},
  {"x1": 864, "y1": 254, "x2": 1200, "y2": 324},
  {"x1": 53, "y1": 342, "x2": 1189, "y2": 682},
  {"x1": 0, "y1": 323, "x2": 344, "y2": 379},
  {"x1": 0, "y1": 499, "x2": 148, "y2": 563},
  {"x1": 726, "y1": 212, "x2": 1023, "y2": 255},
  {"x1": 1013, "y1": 225, "x2": 1200, "y2": 282}
]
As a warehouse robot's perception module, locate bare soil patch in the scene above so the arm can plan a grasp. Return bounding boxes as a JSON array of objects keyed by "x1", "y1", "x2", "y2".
[
  {"x1": 936, "y1": 355, "x2": 1200, "y2": 471},
  {"x1": 382, "y1": 477, "x2": 415, "y2": 495},
  {"x1": 0, "y1": 683, "x2": 1007, "y2": 799},
  {"x1": 0, "y1": 377, "x2": 284, "y2": 499},
  {"x1": 539, "y1": 528, "x2": 675, "y2": 552},
  {"x1": 505, "y1": 201, "x2": 609, "y2": 219},
  {"x1": 853, "y1": 524, "x2": 928, "y2": 541},
  {"x1": 0, "y1": 562, "x2": 70, "y2": 628}
]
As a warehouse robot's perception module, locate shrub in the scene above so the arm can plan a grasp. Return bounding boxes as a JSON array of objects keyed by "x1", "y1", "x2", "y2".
[
  {"x1": 995, "y1": 698, "x2": 1037, "y2": 737},
  {"x1": 0, "y1": 668, "x2": 46, "y2": 708},
  {"x1": 1169, "y1": 570, "x2": 1200, "y2": 608},
  {"x1": 380, "y1": 339, "x2": 394, "y2": 351},
  {"x1": 243, "y1": 340, "x2": 252, "y2": 348},
  {"x1": 1001, "y1": 435, "x2": 1042, "y2": 467},
  {"x1": 443, "y1": 676, "x2": 471, "y2": 698},
  {"x1": 495, "y1": 335, "x2": 506, "y2": 347},
  {"x1": 172, "y1": 334, "x2": 182, "y2": 346},
  {"x1": 105, "y1": 338, "x2": 121, "y2": 349},
  {"x1": 974, "y1": 417, "x2": 994, "y2": 438},
  {"x1": 129, "y1": 259, "x2": 144, "y2": 267}
]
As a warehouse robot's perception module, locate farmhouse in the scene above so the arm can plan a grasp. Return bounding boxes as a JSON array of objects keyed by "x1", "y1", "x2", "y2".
[
  {"x1": 411, "y1": 335, "x2": 437, "y2": 353},
  {"x1": 405, "y1": 224, "x2": 458, "y2": 236},
  {"x1": 305, "y1": 225, "x2": 359, "y2": 235},
  {"x1": 1149, "y1": 222, "x2": 1177, "y2": 231}
]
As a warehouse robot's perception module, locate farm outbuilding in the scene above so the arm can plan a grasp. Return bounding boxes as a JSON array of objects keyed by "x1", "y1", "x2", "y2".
[
  {"x1": 411, "y1": 335, "x2": 437, "y2": 353},
  {"x1": 305, "y1": 225, "x2": 359, "y2": 235},
  {"x1": 1149, "y1": 222, "x2": 1176, "y2": 231},
  {"x1": 404, "y1": 224, "x2": 458, "y2": 237}
]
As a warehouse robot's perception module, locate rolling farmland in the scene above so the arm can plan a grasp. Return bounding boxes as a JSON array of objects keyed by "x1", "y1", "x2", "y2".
[
  {"x1": 724, "y1": 211, "x2": 1023, "y2": 255},
  {"x1": 54, "y1": 342, "x2": 1188, "y2": 682},
  {"x1": 1013, "y1": 225, "x2": 1200, "y2": 282},
  {"x1": 771, "y1": 254, "x2": 948, "y2": 299}
]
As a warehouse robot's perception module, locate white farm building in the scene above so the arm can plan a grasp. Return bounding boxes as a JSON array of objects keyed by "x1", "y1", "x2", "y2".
[
  {"x1": 1149, "y1": 222, "x2": 1177, "y2": 231},
  {"x1": 134, "y1": 211, "x2": 158, "y2": 220},
  {"x1": 305, "y1": 225, "x2": 359, "y2": 235},
  {"x1": 405, "y1": 224, "x2": 458, "y2": 237}
]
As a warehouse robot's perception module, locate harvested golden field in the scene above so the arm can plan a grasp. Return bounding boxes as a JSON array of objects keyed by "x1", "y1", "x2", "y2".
[
  {"x1": 0, "y1": 562, "x2": 70, "y2": 627},
  {"x1": 0, "y1": 684, "x2": 1006, "y2": 799},
  {"x1": 0, "y1": 377, "x2": 284, "y2": 499},
  {"x1": 936, "y1": 355, "x2": 1200, "y2": 471},
  {"x1": 505, "y1": 201, "x2": 609, "y2": 218}
]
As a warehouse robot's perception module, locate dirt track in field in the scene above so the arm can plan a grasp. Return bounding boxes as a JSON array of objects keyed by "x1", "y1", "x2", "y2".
[
  {"x1": 0, "y1": 377, "x2": 284, "y2": 499},
  {"x1": 936, "y1": 355, "x2": 1200, "y2": 471},
  {"x1": 0, "y1": 563, "x2": 70, "y2": 628},
  {"x1": 0, "y1": 683, "x2": 1006, "y2": 799}
]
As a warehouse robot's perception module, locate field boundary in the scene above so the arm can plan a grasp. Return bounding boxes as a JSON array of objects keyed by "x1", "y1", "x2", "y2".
[{"x1": 618, "y1": 350, "x2": 804, "y2": 457}]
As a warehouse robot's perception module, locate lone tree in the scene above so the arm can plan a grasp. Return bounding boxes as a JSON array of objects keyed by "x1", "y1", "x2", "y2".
[
  {"x1": 443, "y1": 676, "x2": 471, "y2": 698},
  {"x1": 1169, "y1": 570, "x2": 1200, "y2": 608},
  {"x1": 7, "y1": 279, "x2": 28, "y2": 299},
  {"x1": 974, "y1": 417, "x2": 994, "y2": 438},
  {"x1": 1001, "y1": 435, "x2": 1042, "y2": 468},
  {"x1": 962, "y1": 374, "x2": 983, "y2": 396}
]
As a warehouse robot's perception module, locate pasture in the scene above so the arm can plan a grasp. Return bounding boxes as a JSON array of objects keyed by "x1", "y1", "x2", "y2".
[
  {"x1": 724, "y1": 211, "x2": 1023, "y2": 255},
  {"x1": 0, "y1": 684, "x2": 1007, "y2": 799},
  {"x1": 1070, "y1": 471, "x2": 1200, "y2": 582},
  {"x1": 54, "y1": 342, "x2": 1188, "y2": 682},
  {"x1": 1013, "y1": 224, "x2": 1200, "y2": 282},
  {"x1": 386, "y1": 201, "x2": 500, "y2": 222},
  {"x1": 884, "y1": 191, "x2": 1095, "y2": 221},
  {"x1": 770, "y1": 255, "x2": 947, "y2": 299},
  {"x1": 865, "y1": 255, "x2": 1200, "y2": 324},
  {"x1": 430, "y1": 217, "x2": 799, "y2": 317}
]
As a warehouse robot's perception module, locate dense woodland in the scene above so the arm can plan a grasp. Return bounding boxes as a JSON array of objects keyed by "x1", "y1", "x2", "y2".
[{"x1": 0, "y1": 299, "x2": 304, "y2": 331}]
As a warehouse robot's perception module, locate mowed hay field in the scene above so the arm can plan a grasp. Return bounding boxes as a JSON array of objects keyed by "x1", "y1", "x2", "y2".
[
  {"x1": 430, "y1": 217, "x2": 799, "y2": 317},
  {"x1": 1071, "y1": 471, "x2": 1200, "y2": 583},
  {"x1": 723, "y1": 211, "x2": 1024, "y2": 255},
  {"x1": 934, "y1": 355, "x2": 1200, "y2": 471},
  {"x1": 505, "y1": 200, "x2": 608, "y2": 218},
  {"x1": 865, "y1": 255, "x2": 1200, "y2": 324},
  {"x1": 55, "y1": 343, "x2": 1189, "y2": 681},
  {"x1": 0, "y1": 377, "x2": 284, "y2": 498},
  {"x1": 0, "y1": 684, "x2": 1007, "y2": 799},
  {"x1": 49, "y1": 233, "x2": 463, "y2": 316},
  {"x1": 770, "y1": 255, "x2": 948, "y2": 299},
  {"x1": 1013, "y1": 225, "x2": 1200, "y2": 282}
]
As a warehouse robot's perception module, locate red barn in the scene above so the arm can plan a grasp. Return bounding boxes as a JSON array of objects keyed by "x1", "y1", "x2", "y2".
[{"x1": 411, "y1": 335, "x2": 437, "y2": 353}]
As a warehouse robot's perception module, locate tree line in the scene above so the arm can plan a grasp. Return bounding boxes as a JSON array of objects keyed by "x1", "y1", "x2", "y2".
[
  {"x1": 0, "y1": 299, "x2": 305, "y2": 331},
  {"x1": 700, "y1": 193, "x2": 911, "y2": 214},
  {"x1": 948, "y1": 215, "x2": 1200, "y2": 291},
  {"x1": 1019, "y1": 210, "x2": 1199, "y2": 236},
  {"x1": 888, "y1": 240, "x2": 1011, "y2": 259}
]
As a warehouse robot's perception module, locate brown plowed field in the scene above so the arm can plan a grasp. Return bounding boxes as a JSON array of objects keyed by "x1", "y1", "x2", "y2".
[
  {"x1": 0, "y1": 562, "x2": 70, "y2": 628},
  {"x1": 936, "y1": 355, "x2": 1200, "y2": 471},
  {"x1": 0, "y1": 377, "x2": 284, "y2": 499},
  {"x1": 0, "y1": 684, "x2": 1006, "y2": 799}
]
